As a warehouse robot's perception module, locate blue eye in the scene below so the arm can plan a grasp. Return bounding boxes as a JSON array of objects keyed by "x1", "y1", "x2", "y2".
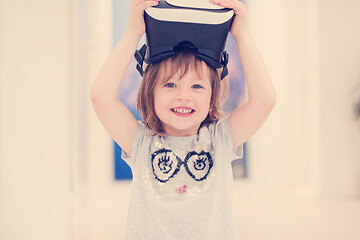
[
  {"x1": 165, "y1": 83, "x2": 176, "y2": 88},
  {"x1": 192, "y1": 84, "x2": 203, "y2": 89}
]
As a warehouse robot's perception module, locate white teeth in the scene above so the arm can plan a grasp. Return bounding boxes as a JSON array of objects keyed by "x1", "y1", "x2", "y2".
[{"x1": 173, "y1": 108, "x2": 192, "y2": 114}]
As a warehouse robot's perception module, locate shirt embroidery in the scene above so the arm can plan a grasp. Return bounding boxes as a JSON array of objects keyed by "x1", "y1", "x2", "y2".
[
  {"x1": 176, "y1": 185, "x2": 187, "y2": 195},
  {"x1": 151, "y1": 148, "x2": 213, "y2": 183}
]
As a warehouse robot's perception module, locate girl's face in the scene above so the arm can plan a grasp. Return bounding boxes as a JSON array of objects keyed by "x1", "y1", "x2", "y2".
[{"x1": 154, "y1": 62, "x2": 212, "y2": 136}]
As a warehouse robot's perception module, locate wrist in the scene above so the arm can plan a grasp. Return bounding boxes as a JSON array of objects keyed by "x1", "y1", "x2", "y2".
[
  {"x1": 232, "y1": 29, "x2": 251, "y2": 44},
  {"x1": 124, "y1": 28, "x2": 144, "y2": 42}
]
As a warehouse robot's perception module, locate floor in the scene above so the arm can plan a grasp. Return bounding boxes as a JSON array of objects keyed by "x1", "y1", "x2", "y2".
[{"x1": 79, "y1": 180, "x2": 360, "y2": 240}]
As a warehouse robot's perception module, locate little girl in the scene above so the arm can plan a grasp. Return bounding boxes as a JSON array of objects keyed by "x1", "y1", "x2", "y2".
[{"x1": 90, "y1": 0, "x2": 276, "y2": 239}]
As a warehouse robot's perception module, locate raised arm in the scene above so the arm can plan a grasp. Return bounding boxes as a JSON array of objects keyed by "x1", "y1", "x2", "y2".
[
  {"x1": 90, "y1": 0, "x2": 159, "y2": 154},
  {"x1": 210, "y1": 0, "x2": 276, "y2": 149}
]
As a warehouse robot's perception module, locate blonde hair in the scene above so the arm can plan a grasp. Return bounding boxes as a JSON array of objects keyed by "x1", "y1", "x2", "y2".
[{"x1": 137, "y1": 47, "x2": 227, "y2": 135}]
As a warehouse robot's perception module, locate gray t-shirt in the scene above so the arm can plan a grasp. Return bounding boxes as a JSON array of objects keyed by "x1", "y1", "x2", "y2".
[{"x1": 123, "y1": 116, "x2": 243, "y2": 240}]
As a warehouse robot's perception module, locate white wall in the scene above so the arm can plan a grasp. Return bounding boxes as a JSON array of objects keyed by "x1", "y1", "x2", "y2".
[
  {"x1": 317, "y1": 0, "x2": 360, "y2": 198},
  {"x1": 246, "y1": 0, "x2": 306, "y2": 190},
  {"x1": 246, "y1": 0, "x2": 317, "y2": 191},
  {"x1": 71, "y1": 0, "x2": 115, "y2": 239},
  {"x1": 0, "y1": 0, "x2": 73, "y2": 239},
  {"x1": 246, "y1": 0, "x2": 360, "y2": 198}
]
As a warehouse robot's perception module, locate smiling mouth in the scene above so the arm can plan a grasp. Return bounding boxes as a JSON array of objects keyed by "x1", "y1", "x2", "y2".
[{"x1": 171, "y1": 107, "x2": 195, "y2": 115}]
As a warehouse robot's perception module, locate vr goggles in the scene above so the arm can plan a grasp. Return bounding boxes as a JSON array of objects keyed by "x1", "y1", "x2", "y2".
[{"x1": 134, "y1": 0, "x2": 234, "y2": 79}]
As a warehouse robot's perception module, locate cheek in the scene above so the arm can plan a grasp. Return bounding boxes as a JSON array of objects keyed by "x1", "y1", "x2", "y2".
[
  {"x1": 207, "y1": 89, "x2": 214, "y2": 110},
  {"x1": 153, "y1": 91, "x2": 168, "y2": 113},
  {"x1": 153, "y1": 95, "x2": 161, "y2": 114},
  {"x1": 208, "y1": 95, "x2": 213, "y2": 110},
  {"x1": 204, "y1": 92, "x2": 212, "y2": 109}
]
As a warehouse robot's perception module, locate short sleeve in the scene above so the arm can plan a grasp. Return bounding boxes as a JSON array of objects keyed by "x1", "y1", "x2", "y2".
[
  {"x1": 121, "y1": 121, "x2": 149, "y2": 168},
  {"x1": 209, "y1": 116, "x2": 243, "y2": 162}
]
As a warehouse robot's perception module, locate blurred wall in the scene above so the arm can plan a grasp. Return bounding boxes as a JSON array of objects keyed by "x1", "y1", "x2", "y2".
[
  {"x1": 246, "y1": 0, "x2": 312, "y2": 191},
  {"x1": 317, "y1": 0, "x2": 360, "y2": 197},
  {"x1": 72, "y1": 0, "x2": 115, "y2": 239},
  {"x1": 0, "y1": 0, "x2": 73, "y2": 239},
  {"x1": 246, "y1": 0, "x2": 360, "y2": 198}
]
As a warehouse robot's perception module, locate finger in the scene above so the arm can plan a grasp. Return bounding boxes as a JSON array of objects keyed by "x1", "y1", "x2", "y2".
[
  {"x1": 131, "y1": 0, "x2": 157, "y2": 8},
  {"x1": 137, "y1": 0, "x2": 159, "y2": 6},
  {"x1": 130, "y1": 0, "x2": 143, "y2": 8},
  {"x1": 138, "y1": 0, "x2": 159, "y2": 11},
  {"x1": 211, "y1": 0, "x2": 231, "y2": 8},
  {"x1": 130, "y1": 0, "x2": 158, "y2": 16},
  {"x1": 210, "y1": 0, "x2": 246, "y2": 14},
  {"x1": 211, "y1": 0, "x2": 242, "y2": 7}
]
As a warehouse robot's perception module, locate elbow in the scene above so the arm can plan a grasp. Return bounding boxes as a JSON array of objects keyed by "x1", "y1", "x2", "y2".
[
  {"x1": 90, "y1": 85, "x2": 99, "y2": 104},
  {"x1": 90, "y1": 84, "x2": 106, "y2": 106},
  {"x1": 266, "y1": 83, "x2": 277, "y2": 109},
  {"x1": 89, "y1": 82, "x2": 107, "y2": 104},
  {"x1": 258, "y1": 87, "x2": 277, "y2": 112},
  {"x1": 268, "y1": 89, "x2": 277, "y2": 110},
  {"x1": 89, "y1": 83, "x2": 118, "y2": 105}
]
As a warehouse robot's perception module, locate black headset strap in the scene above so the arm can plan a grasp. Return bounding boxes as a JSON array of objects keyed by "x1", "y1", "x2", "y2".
[
  {"x1": 134, "y1": 44, "x2": 147, "y2": 77},
  {"x1": 220, "y1": 51, "x2": 229, "y2": 80},
  {"x1": 134, "y1": 44, "x2": 229, "y2": 79}
]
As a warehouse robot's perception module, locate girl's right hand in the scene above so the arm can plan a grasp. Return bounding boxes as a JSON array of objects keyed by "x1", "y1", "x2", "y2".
[
  {"x1": 209, "y1": 0, "x2": 249, "y2": 40},
  {"x1": 128, "y1": 0, "x2": 159, "y2": 39}
]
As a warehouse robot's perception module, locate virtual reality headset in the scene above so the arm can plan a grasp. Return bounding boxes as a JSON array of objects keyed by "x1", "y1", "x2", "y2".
[{"x1": 134, "y1": 0, "x2": 234, "y2": 79}]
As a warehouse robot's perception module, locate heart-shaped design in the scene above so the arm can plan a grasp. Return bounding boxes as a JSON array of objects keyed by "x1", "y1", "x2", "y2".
[
  {"x1": 151, "y1": 149, "x2": 181, "y2": 183},
  {"x1": 184, "y1": 151, "x2": 213, "y2": 181}
]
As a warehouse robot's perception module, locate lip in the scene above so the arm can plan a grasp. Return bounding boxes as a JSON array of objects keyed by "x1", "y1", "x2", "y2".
[{"x1": 170, "y1": 107, "x2": 195, "y2": 117}]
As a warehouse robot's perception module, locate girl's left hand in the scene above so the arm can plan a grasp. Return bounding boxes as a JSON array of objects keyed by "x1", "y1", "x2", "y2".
[{"x1": 209, "y1": 0, "x2": 249, "y2": 40}]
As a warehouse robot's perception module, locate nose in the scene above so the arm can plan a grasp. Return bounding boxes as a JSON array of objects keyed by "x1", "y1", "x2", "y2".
[{"x1": 176, "y1": 86, "x2": 191, "y2": 102}]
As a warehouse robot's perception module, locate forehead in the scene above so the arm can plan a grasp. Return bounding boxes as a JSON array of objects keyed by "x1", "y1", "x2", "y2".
[{"x1": 157, "y1": 56, "x2": 212, "y2": 84}]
